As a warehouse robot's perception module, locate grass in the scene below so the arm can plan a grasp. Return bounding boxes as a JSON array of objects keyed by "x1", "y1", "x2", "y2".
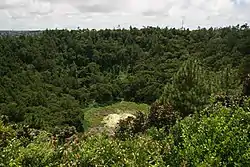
[{"x1": 83, "y1": 101, "x2": 149, "y2": 130}]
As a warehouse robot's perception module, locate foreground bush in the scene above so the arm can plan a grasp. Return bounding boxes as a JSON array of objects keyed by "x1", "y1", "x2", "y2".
[
  {"x1": 1, "y1": 100, "x2": 250, "y2": 166},
  {"x1": 68, "y1": 134, "x2": 171, "y2": 167},
  {"x1": 171, "y1": 104, "x2": 250, "y2": 166},
  {"x1": 0, "y1": 120, "x2": 15, "y2": 148}
]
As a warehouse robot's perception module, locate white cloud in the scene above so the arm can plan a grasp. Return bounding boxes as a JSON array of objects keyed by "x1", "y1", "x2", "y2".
[{"x1": 0, "y1": 0, "x2": 249, "y2": 30}]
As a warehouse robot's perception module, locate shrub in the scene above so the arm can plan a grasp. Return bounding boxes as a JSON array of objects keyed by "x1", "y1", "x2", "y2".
[
  {"x1": 148, "y1": 102, "x2": 178, "y2": 132},
  {"x1": 243, "y1": 74, "x2": 250, "y2": 96},
  {"x1": 52, "y1": 126, "x2": 77, "y2": 145},
  {"x1": 0, "y1": 131, "x2": 58, "y2": 167},
  {"x1": 171, "y1": 104, "x2": 250, "y2": 166},
  {"x1": 212, "y1": 93, "x2": 246, "y2": 108},
  {"x1": 115, "y1": 102, "x2": 179, "y2": 139},
  {"x1": 115, "y1": 111, "x2": 147, "y2": 139},
  {"x1": 73, "y1": 134, "x2": 171, "y2": 167},
  {"x1": 0, "y1": 120, "x2": 15, "y2": 148}
]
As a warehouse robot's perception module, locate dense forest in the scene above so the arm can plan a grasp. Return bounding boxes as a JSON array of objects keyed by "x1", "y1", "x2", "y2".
[
  {"x1": 1, "y1": 24, "x2": 250, "y2": 166},
  {"x1": 0, "y1": 31, "x2": 41, "y2": 37}
]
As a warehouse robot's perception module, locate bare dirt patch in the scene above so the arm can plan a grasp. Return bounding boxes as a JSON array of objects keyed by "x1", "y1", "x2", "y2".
[{"x1": 101, "y1": 112, "x2": 135, "y2": 129}]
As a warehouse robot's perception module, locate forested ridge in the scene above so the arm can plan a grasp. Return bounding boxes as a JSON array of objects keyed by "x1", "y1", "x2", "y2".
[{"x1": 1, "y1": 24, "x2": 250, "y2": 166}]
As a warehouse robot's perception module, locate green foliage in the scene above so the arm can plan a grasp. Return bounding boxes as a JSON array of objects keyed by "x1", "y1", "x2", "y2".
[
  {"x1": 171, "y1": 104, "x2": 250, "y2": 166},
  {"x1": 1, "y1": 120, "x2": 171, "y2": 167},
  {"x1": 1, "y1": 25, "x2": 250, "y2": 166},
  {"x1": 148, "y1": 102, "x2": 179, "y2": 132},
  {"x1": 212, "y1": 94, "x2": 246, "y2": 108},
  {"x1": 72, "y1": 134, "x2": 170, "y2": 167},
  {"x1": 1, "y1": 99, "x2": 250, "y2": 166},
  {"x1": 0, "y1": 132, "x2": 57, "y2": 167},
  {"x1": 0, "y1": 120, "x2": 15, "y2": 148},
  {"x1": 0, "y1": 71, "x2": 84, "y2": 132},
  {"x1": 243, "y1": 74, "x2": 250, "y2": 96},
  {"x1": 52, "y1": 126, "x2": 77, "y2": 144},
  {"x1": 115, "y1": 111, "x2": 148, "y2": 139},
  {"x1": 159, "y1": 58, "x2": 241, "y2": 116},
  {"x1": 0, "y1": 25, "x2": 249, "y2": 131}
]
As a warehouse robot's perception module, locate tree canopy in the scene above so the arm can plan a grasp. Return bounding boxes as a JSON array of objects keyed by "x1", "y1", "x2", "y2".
[{"x1": 0, "y1": 25, "x2": 250, "y2": 131}]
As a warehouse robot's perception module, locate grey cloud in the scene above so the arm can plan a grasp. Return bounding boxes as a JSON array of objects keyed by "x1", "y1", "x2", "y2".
[
  {"x1": 231, "y1": 0, "x2": 239, "y2": 4},
  {"x1": 1, "y1": 0, "x2": 250, "y2": 30},
  {"x1": 64, "y1": 12, "x2": 92, "y2": 19},
  {"x1": 230, "y1": 0, "x2": 247, "y2": 5},
  {"x1": 180, "y1": 0, "x2": 191, "y2": 9},
  {"x1": 233, "y1": 0, "x2": 250, "y2": 9},
  {"x1": 142, "y1": 10, "x2": 169, "y2": 17},
  {"x1": 39, "y1": 0, "x2": 121, "y2": 14},
  {"x1": 0, "y1": 4, "x2": 13, "y2": 10},
  {"x1": 10, "y1": 15, "x2": 29, "y2": 20},
  {"x1": 7, "y1": 13, "x2": 33, "y2": 20},
  {"x1": 77, "y1": 4, "x2": 115, "y2": 13},
  {"x1": 64, "y1": 12, "x2": 82, "y2": 16},
  {"x1": 29, "y1": 9, "x2": 54, "y2": 16},
  {"x1": 0, "y1": 2, "x2": 25, "y2": 10}
]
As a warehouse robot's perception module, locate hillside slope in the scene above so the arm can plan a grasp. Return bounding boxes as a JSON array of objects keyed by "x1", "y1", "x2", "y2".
[{"x1": 0, "y1": 25, "x2": 250, "y2": 132}]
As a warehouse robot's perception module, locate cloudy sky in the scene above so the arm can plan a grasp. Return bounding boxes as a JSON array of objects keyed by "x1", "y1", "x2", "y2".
[{"x1": 0, "y1": 0, "x2": 249, "y2": 30}]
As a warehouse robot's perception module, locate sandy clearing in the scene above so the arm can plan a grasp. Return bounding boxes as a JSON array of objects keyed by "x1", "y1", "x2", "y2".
[{"x1": 101, "y1": 112, "x2": 135, "y2": 129}]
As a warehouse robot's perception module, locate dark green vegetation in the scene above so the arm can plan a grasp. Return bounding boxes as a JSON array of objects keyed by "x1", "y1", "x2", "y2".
[
  {"x1": 0, "y1": 30, "x2": 41, "y2": 36},
  {"x1": 1, "y1": 24, "x2": 250, "y2": 166}
]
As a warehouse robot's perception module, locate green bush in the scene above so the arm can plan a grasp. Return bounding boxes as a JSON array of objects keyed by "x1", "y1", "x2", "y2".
[
  {"x1": 0, "y1": 120, "x2": 15, "y2": 148},
  {"x1": 115, "y1": 111, "x2": 147, "y2": 139},
  {"x1": 73, "y1": 134, "x2": 171, "y2": 167},
  {"x1": 148, "y1": 102, "x2": 179, "y2": 132},
  {"x1": 171, "y1": 103, "x2": 250, "y2": 166},
  {"x1": 0, "y1": 131, "x2": 58, "y2": 167},
  {"x1": 2, "y1": 101, "x2": 250, "y2": 166}
]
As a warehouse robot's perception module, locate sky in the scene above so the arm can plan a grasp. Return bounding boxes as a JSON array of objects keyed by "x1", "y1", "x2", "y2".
[{"x1": 0, "y1": 0, "x2": 249, "y2": 30}]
